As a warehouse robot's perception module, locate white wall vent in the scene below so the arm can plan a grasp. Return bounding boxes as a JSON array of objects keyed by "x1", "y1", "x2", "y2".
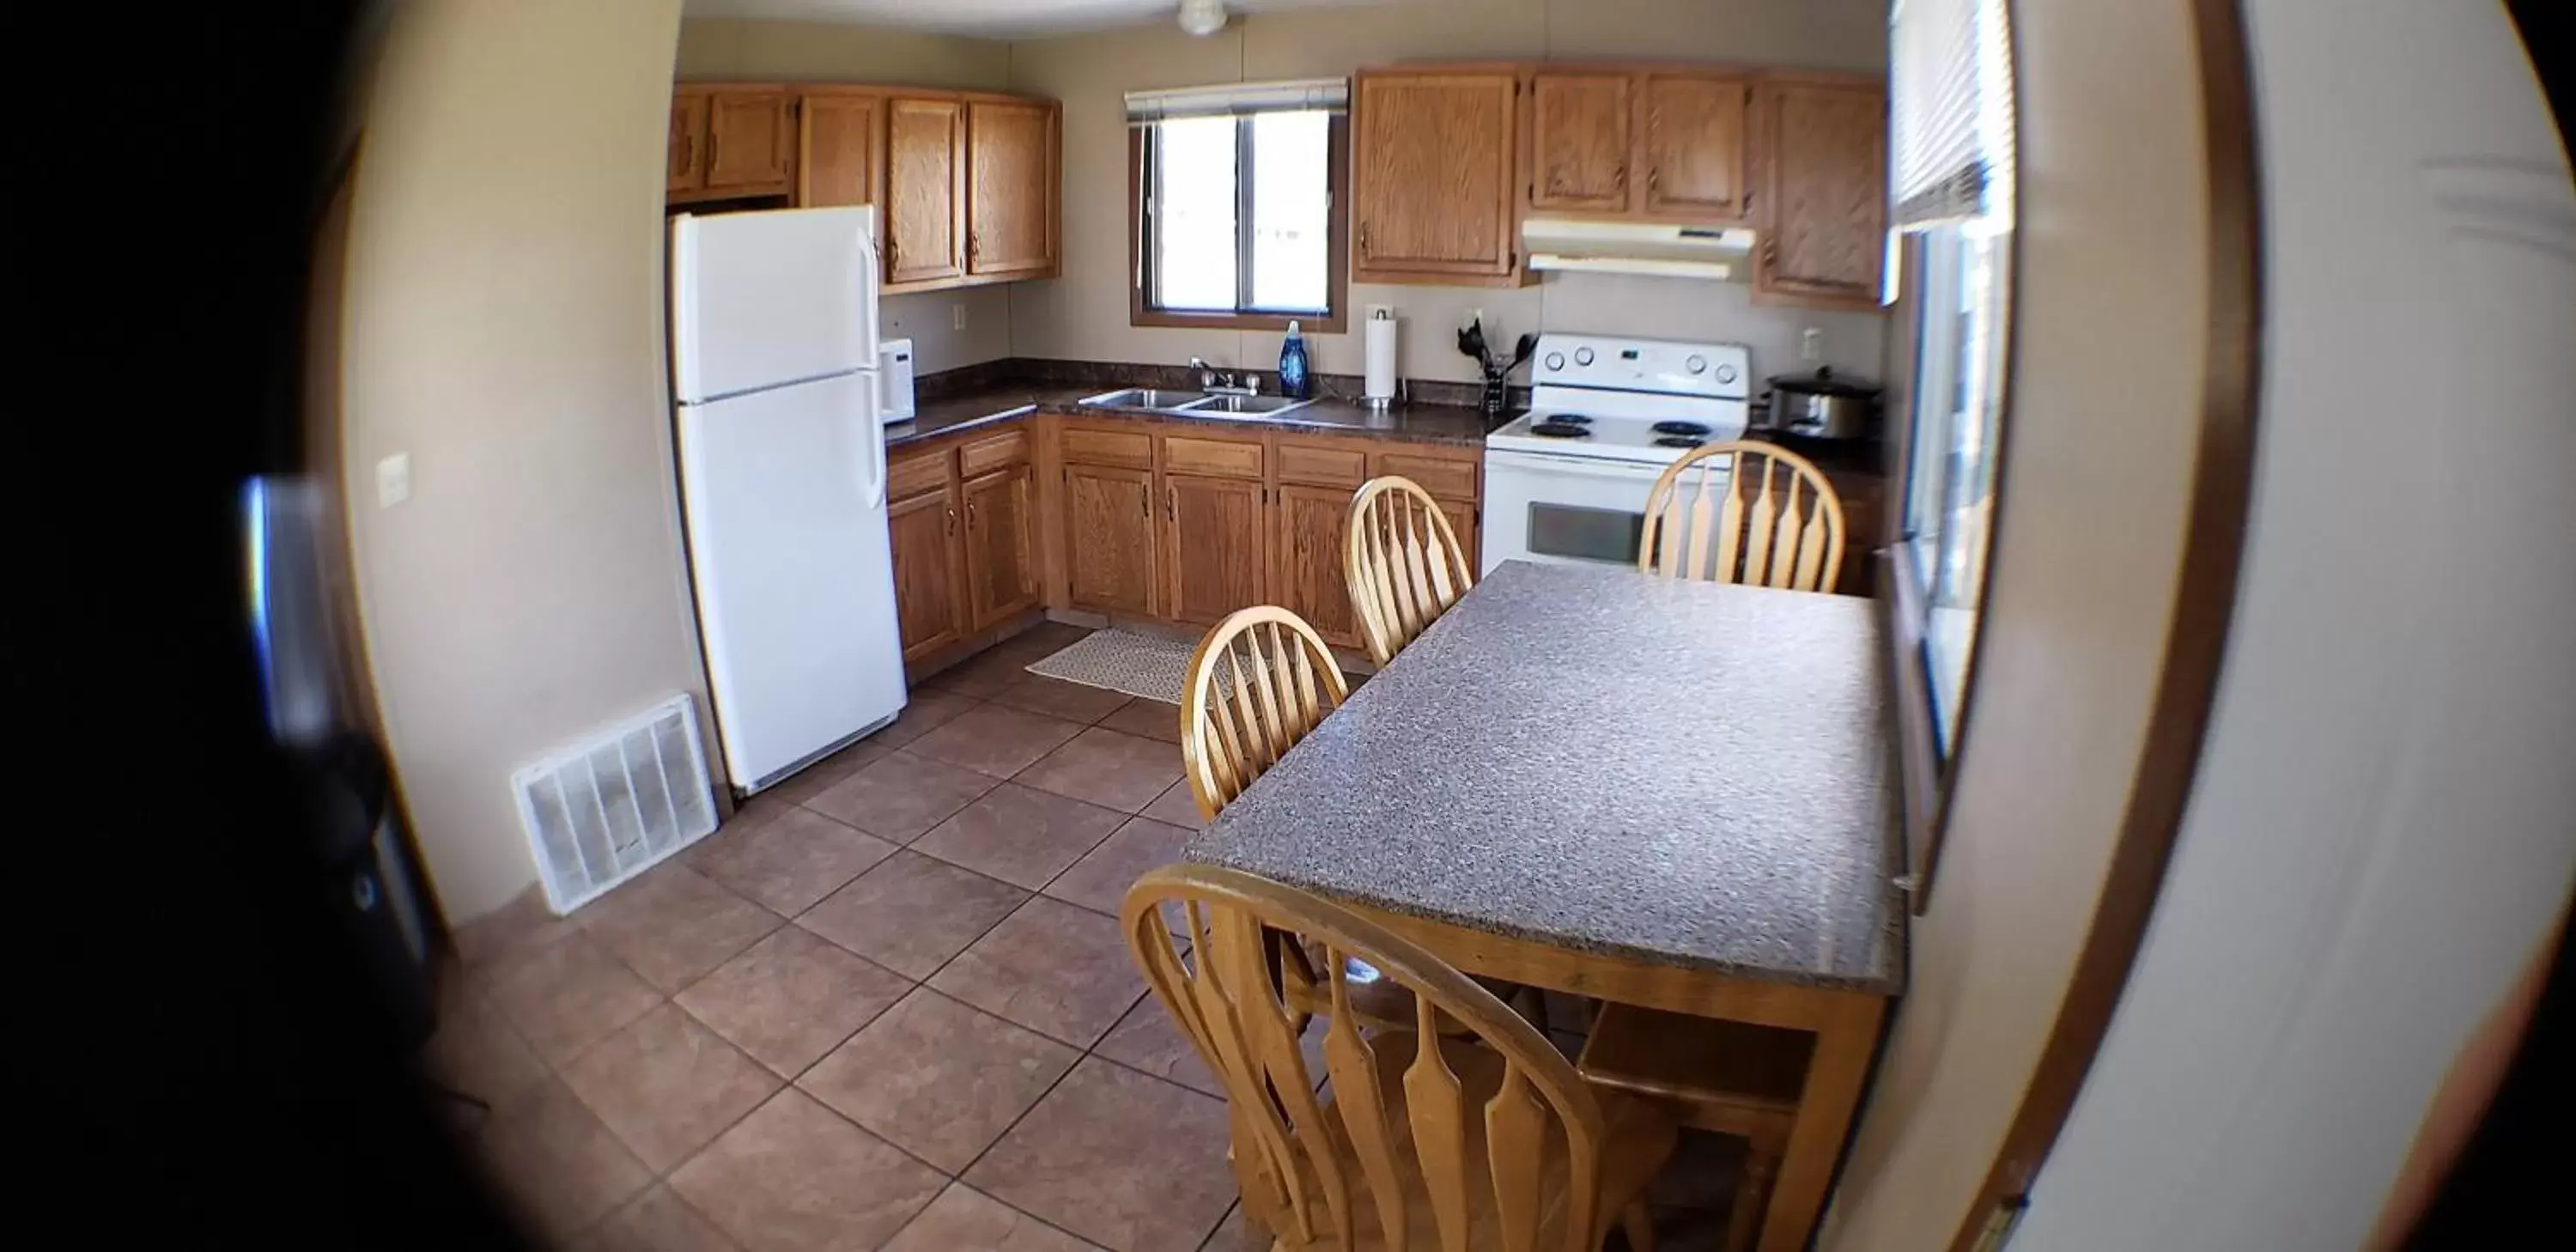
[{"x1": 512, "y1": 693, "x2": 718, "y2": 915}]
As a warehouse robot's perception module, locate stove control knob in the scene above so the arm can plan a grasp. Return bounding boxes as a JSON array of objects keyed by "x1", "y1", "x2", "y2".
[
  {"x1": 1715, "y1": 364, "x2": 1739, "y2": 384},
  {"x1": 1543, "y1": 351, "x2": 1564, "y2": 371},
  {"x1": 1686, "y1": 355, "x2": 1708, "y2": 374},
  {"x1": 1573, "y1": 347, "x2": 1595, "y2": 366}
]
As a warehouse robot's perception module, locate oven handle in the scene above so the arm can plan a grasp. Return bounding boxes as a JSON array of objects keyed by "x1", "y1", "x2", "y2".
[{"x1": 1485, "y1": 448, "x2": 1680, "y2": 482}]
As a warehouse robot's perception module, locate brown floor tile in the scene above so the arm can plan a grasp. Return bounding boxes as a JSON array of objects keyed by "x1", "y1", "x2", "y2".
[
  {"x1": 677, "y1": 927, "x2": 913, "y2": 1079},
  {"x1": 1642, "y1": 1204, "x2": 1739, "y2": 1251},
  {"x1": 756, "y1": 738, "x2": 892, "y2": 810},
  {"x1": 1648, "y1": 1127, "x2": 1753, "y2": 1210},
  {"x1": 907, "y1": 704, "x2": 1085, "y2": 779},
  {"x1": 928, "y1": 896, "x2": 1145, "y2": 1047},
  {"x1": 920, "y1": 648, "x2": 1033, "y2": 699},
  {"x1": 965, "y1": 1059, "x2": 1238, "y2": 1252},
  {"x1": 453, "y1": 884, "x2": 580, "y2": 978},
  {"x1": 987, "y1": 674, "x2": 1131, "y2": 725},
  {"x1": 574, "y1": 1185, "x2": 742, "y2": 1252},
  {"x1": 1097, "y1": 698, "x2": 1183, "y2": 745},
  {"x1": 799, "y1": 988, "x2": 1079, "y2": 1173},
  {"x1": 422, "y1": 980, "x2": 550, "y2": 1113},
  {"x1": 882, "y1": 1183, "x2": 1104, "y2": 1252},
  {"x1": 580, "y1": 865, "x2": 784, "y2": 994},
  {"x1": 1139, "y1": 780, "x2": 1210, "y2": 830},
  {"x1": 797, "y1": 851, "x2": 1029, "y2": 979},
  {"x1": 1091, "y1": 995, "x2": 1220, "y2": 1098},
  {"x1": 693, "y1": 807, "x2": 896, "y2": 916},
  {"x1": 668, "y1": 1090, "x2": 946, "y2": 1252},
  {"x1": 485, "y1": 929, "x2": 664, "y2": 1067},
  {"x1": 562, "y1": 1004, "x2": 782, "y2": 1172},
  {"x1": 1198, "y1": 1205, "x2": 1254, "y2": 1252},
  {"x1": 1005, "y1": 621, "x2": 1095, "y2": 654},
  {"x1": 1042, "y1": 817, "x2": 1194, "y2": 917},
  {"x1": 802, "y1": 751, "x2": 1000, "y2": 843},
  {"x1": 1012, "y1": 727, "x2": 1183, "y2": 814},
  {"x1": 871, "y1": 690, "x2": 981, "y2": 749},
  {"x1": 477, "y1": 1078, "x2": 653, "y2": 1247},
  {"x1": 912, "y1": 782, "x2": 1126, "y2": 890}
]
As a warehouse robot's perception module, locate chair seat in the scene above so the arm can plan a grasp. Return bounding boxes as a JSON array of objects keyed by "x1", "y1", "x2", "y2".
[
  {"x1": 1575, "y1": 1004, "x2": 1809, "y2": 1128},
  {"x1": 1284, "y1": 942, "x2": 1533, "y2": 1036},
  {"x1": 1253, "y1": 1030, "x2": 1680, "y2": 1251}
]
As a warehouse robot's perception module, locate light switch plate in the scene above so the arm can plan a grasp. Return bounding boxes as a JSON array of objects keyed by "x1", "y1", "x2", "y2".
[{"x1": 375, "y1": 453, "x2": 410, "y2": 508}]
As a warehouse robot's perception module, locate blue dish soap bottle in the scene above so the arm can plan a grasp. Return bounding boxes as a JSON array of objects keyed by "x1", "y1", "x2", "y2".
[{"x1": 1279, "y1": 320, "x2": 1311, "y2": 399}]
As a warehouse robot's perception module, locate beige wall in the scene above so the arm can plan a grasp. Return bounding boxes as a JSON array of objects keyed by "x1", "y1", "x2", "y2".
[
  {"x1": 1003, "y1": 0, "x2": 1893, "y2": 385},
  {"x1": 1815, "y1": 0, "x2": 2219, "y2": 1247},
  {"x1": 341, "y1": 0, "x2": 702, "y2": 921}
]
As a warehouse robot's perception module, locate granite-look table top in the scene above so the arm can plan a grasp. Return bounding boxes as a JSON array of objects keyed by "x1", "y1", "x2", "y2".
[
  {"x1": 883, "y1": 380, "x2": 1495, "y2": 449},
  {"x1": 1182, "y1": 560, "x2": 1905, "y2": 995}
]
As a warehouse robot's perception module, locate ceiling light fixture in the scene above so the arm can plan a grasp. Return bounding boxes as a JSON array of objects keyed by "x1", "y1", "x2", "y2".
[{"x1": 1177, "y1": 0, "x2": 1229, "y2": 38}]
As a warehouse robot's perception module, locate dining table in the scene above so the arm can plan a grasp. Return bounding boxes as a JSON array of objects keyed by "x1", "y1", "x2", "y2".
[{"x1": 1181, "y1": 558, "x2": 1905, "y2": 1252}]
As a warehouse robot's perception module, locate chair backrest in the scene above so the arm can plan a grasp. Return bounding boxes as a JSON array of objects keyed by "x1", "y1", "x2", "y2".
[
  {"x1": 1346, "y1": 476, "x2": 1477, "y2": 666},
  {"x1": 1638, "y1": 441, "x2": 1847, "y2": 592},
  {"x1": 1180, "y1": 606, "x2": 1352, "y2": 819},
  {"x1": 1121, "y1": 864, "x2": 1613, "y2": 1252}
]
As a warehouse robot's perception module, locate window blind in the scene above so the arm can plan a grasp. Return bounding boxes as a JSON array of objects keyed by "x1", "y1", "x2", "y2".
[
  {"x1": 1890, "y1": 0, "x2": 2016, "y2": 225},
  {"x1": 1124, "y1": 78, "x2": 1349, "y2": 125}
]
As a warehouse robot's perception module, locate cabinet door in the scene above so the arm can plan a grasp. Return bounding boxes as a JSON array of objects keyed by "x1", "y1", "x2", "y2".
[
  {"x1": 1638, "y1": 72, "x2": 1751, "y2": 221},
  {"x1": 888, "y1": 483, "x2": 967, "y2": 666},
  {"x1": 1529, "y1": 72, "x2": 1632, "y2": 214},
  {"x1": 966, "y1": 99, "x2": 1058, "y2": 278},
  {"x1": 668, "y1": 89, "x2": 710, "y2": 194},
  {"x1": 1437, "y1": 497, "x2": 1480, "y2": 575},
  {"x1": 886, "y1": 97, "x2": 966, "y2": 286},
  {"x1": 1273, "y1": 483, "x2": 1361, "y2": 649},
  {"x1": 1754, "y1": 81, "x2": 1887, "y2": 307},
  {"x1": 704, "y1": 89, "x2": 793, "y2": 194},
  {"x1": 1163, "y1": 474, "x2": 1267, "y2": 627},
  {"x1": 963, "y1": 464, "x2": 1039, "y2": 629},
  {"x1": 1065, "y1": 464, "x2": 1157, "y2": 617},
  {"x1": 1352, "y1": 70, "x2": 1520, "y2": 279},
  {"x1": 798, "y1": 92, "x2": 880, "y2": 209}
]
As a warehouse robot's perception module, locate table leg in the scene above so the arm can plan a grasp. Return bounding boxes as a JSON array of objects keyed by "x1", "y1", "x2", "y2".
[{"x1": 1757, "y1": 996, "x2": 1886, "y2": 1252}]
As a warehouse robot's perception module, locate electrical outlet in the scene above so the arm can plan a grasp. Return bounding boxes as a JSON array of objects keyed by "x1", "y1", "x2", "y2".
[
  {"x1": 951, "y1": 302, "x2": 968, "y2": 331},
  {"x1": 375, "y1": 453, "x2": 410, "y2": 508},
  {"x1": 1801, "y1": 326, "x2": 1826, "y2": 362}
]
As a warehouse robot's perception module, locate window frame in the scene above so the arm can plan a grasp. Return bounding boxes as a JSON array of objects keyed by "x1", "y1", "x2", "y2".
[{"x1": 1127, "y1": 113, "x2": 1350, "y2": 334}]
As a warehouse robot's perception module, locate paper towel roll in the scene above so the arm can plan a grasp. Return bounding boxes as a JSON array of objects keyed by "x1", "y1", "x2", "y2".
[{"x1": 1364, "y1": 313, "x2": 1399, "y2": 403}]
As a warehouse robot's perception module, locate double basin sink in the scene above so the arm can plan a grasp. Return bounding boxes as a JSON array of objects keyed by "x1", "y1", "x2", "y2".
[{"x1": 1077, "y1": 387, "x2": 1316, "y2": 418}]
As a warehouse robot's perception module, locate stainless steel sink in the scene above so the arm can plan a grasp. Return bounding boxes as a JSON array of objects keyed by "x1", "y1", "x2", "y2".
[
  {"x1": 1181, "y1": 393, "x2": 1315, "y2": 416},
  {"x1": 1078, "y1": 387, "x2": 1207, "y2": 410}
]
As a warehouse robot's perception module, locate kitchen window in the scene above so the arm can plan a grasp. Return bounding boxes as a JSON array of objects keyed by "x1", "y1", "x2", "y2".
[{"x1": 1127, "y1": 80, "x2": 1349, "y2": 332}]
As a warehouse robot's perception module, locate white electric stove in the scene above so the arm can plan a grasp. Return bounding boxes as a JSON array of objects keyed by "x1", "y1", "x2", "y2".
[{"x1": 1482, "y1": 333, "x2": 1753, "y2": 574}]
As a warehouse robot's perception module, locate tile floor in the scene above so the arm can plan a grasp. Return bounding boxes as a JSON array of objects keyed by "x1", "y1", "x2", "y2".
[{"x1": 428, "y1": 623, "x2": 1749, "y2": 1251}]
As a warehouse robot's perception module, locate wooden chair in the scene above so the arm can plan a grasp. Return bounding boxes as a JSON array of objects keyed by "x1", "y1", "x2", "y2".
[
  {"x1": 1637, "y1": 441, "x2": 1847, "y2": 592},
  {"x1": 1575, "y1": 1006, "x2": 1814, "y2": 1252},
  {"x1": 1122, "y1": 864, "x2": 1680, "y2": 1251},
  {"x1": 1346, "y1": 476, "x2": 1477, "y2": 667},
  {"x1": 1180, "y1": 606, "x2": 1352, "y2": 820}
]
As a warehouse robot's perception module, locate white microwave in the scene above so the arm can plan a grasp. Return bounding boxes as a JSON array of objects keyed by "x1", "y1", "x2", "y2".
[{"x1": 879, "y1": 337, "x2": 914, "y2": 423}]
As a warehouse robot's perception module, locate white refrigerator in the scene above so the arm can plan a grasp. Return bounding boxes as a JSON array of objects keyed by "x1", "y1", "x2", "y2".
[{"x1": 671, "y1": 206, "x2": 904, "y2": 793}]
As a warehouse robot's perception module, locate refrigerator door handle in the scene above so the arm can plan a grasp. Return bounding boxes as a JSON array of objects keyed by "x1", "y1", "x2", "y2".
[{"x1": 860, "y1": 390, "x2": 889, "y2": 511}]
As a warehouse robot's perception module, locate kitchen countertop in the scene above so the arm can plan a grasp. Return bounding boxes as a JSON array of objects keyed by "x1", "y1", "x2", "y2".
[
  {"x1": 1182, "y1": 560, "x2": 1905, "y2": 994},
  {"x1": 884, "y1": 380, "x2": 1496, "y2": 449}
]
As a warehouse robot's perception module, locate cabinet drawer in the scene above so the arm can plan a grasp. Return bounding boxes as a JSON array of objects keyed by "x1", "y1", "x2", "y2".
[
  {"x1": 1375, "y1": 452, "x2": 1480, "y2": 501},
  {"x1": 1163, "y1": 435, "x2": 1265, "y2": 480},
  {"x1": 959, "y1": 428, "x2": 1029, "y2": 477},
  {"x1": 1277, "y1": 441, "x2": 1368, "y2": 488},
  {"x1": 1062, "y1": 427, "x2": 1153, "y2": 469},
  {"x1": 889, "y1": 447, "x2": 952, "y2": 501}
]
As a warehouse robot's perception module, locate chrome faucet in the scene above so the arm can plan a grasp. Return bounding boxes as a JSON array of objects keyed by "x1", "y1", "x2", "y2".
[{"x1": 1188, "y1": 356, "x2": 1259, "y2": 397}]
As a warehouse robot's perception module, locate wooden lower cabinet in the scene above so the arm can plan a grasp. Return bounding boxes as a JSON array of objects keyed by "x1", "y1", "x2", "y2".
[
  {"x1": 963, "y1": 464, "x2": 1038, "y2": 629},
  {"x1": 1065, "y1": 463, "x2": 1158, "y2": 616},
  {"x1": 1273, "y1": 484, "x2": 1362, "y2": 648},
  {"x1": 888, "y1": 480, "x2": 966, "y2": 665},
  {"x1": 1163, "y1": 474, "x2": 1267, "y2": 626}
]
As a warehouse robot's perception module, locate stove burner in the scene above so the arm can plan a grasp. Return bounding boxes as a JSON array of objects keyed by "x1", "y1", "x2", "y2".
[
  {"x1": 1529, "y1": 420, "x2": 1593, "y2": 439},
  {"x1": 1655, "y1": 435, "x2": 1707, "y2": 449},
  {"x1": 1535, "y1": 412, "x2": 1592, "y2": 425},
  {"x1": 1653, "y1": 421, "x2": 1714, "y2": 437}
]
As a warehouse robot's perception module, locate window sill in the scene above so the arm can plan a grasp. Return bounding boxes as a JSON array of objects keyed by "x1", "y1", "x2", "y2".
[{"x1": 1131, "y1": 308, "x2": 1347, "y2": 335}]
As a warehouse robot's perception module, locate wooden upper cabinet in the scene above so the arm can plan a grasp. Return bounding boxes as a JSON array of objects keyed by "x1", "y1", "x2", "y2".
[
  {"x1": 797, "y1": 91, "x2": 881, "y2": 208},
  {"x1": 1753, "y1": 77, "x2": 1887, "y2": 308},
  {"x1": 1352, "y1": 70, "x2": 1522, "y2": 282},
  {"x1": 703, "y1": 88, "x2": 793, "y2": 195},
  {"x1": 886, "y1": 97, "x2": 966, "y2": 287},
  {"x1": 1638, "y1": 71, "x2": 1752, "y2": 221},
  {"x1": 966, "y1": 99, "x2": 1059, "y2": 278},
  {"x1": 963, "y1": 464, "x2": 1039, "y2": 629},
  {"x1": 669, "y1": 89, "x2": 711, "y2": 194},
  {"x1": 1065, "y1": 463, "x2": 1157, "y2": 617},
  {"x1": 1528, "y1": 72, "x2": 1632, "y2": 214},
  {"x1": 1273, "y1": 483, "x2": 1362, "y2": 649},
  {"x1": 1163, "y1": 474, "x2": 1267, "y2": 626}
]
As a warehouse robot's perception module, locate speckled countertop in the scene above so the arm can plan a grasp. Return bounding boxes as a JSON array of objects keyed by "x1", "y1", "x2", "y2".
[
  {"x1": 1183, "y1": 560, "x2": 1905, "y2": 994},
  {"x1": 883, "y1": 380, "x2": 1494, "y2": 449}
]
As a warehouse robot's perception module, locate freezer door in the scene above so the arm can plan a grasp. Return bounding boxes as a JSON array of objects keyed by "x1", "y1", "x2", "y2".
[
  {"x1": 671, "y1": 206, "x2": 882, "y2": 404},
  {"x1": 677, "y1": 370, "x2": 905, "y2": 789}
]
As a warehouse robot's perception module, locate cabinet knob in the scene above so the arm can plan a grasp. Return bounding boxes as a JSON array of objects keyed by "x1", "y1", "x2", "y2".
[
  {"x1": 944, "y1": 507, "x2": 956, "y2": 535},
  {"x1": 1358, "y1": 222, "x2": 1371, "y2": 258},
  {"x1": 1613, "y1": 164, "x2": 1625, "y2": 188}
]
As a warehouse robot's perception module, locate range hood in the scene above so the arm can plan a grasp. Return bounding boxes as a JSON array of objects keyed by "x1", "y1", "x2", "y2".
[{"x1": 1522, "y1": 217, "x2": 1757, "y2": 281}]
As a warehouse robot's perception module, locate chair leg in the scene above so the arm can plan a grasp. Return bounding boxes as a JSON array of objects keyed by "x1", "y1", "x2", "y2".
[
  {"x1": 1621, "y1": 1200, "x2": 1658, "y2": 1252},
  {"x1": 1723, "y1": 1141, "x2": 1783, "y2": 1252}
]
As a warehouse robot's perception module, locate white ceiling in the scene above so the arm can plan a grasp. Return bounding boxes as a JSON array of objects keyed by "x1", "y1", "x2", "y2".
[{"x1": 681, "y1": 0, "x2": 1390, "y2": 40}]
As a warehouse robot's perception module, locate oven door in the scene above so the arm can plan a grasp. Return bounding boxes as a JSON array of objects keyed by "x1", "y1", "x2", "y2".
[{"x1": 1482, "y1": 447, "x2": 1695, "y2": 575}]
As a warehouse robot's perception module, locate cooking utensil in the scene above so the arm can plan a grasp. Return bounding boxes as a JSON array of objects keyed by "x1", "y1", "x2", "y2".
[{"x1": 1763, "y1": 367, "x2": 1882, "y2": 441}]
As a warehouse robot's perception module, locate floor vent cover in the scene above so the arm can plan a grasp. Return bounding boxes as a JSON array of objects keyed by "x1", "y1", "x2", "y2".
[{"x1": 511, "y1": 693, "x2": 717, "y2": 915}]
